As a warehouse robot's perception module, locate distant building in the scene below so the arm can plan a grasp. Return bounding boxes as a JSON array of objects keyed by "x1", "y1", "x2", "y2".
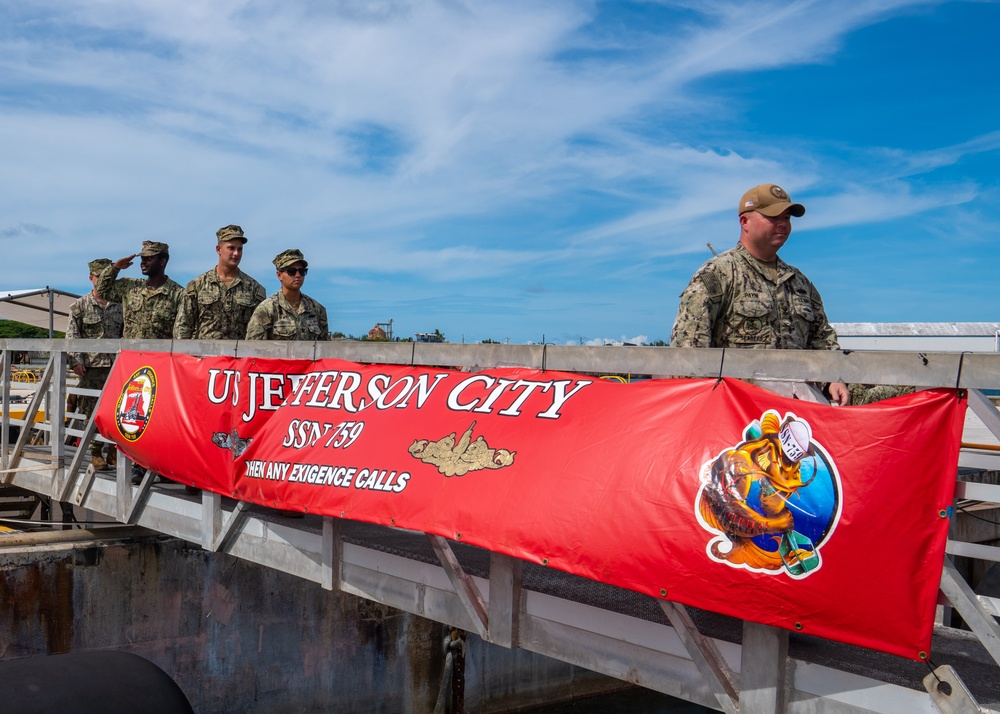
[
  {"x1": 414, "y1": 332, "x2": 445, "y2": 343},
  {"x1": 832, "y1": 323, "x2": 1000, "y2": 353}
]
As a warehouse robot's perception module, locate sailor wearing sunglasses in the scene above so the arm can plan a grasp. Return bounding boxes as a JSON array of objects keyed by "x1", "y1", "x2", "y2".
[{"x1": 246, "y1": 249, "x2": 330, "y2": 342}]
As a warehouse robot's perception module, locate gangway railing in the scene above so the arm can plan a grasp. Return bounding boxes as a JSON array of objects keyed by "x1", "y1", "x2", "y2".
[{"x1": 3, "y1": 338, "x2": 1000, "y2": 714}]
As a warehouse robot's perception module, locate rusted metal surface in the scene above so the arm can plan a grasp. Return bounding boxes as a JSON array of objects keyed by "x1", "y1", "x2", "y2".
[{"x1": 0, "y1": 536, "x2": 623, "y2": 713}]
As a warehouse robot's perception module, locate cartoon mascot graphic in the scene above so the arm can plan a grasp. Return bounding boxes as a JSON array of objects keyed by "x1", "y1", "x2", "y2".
[{"x1": 695, "y1": 410, "x2": 841, "y2": 578}]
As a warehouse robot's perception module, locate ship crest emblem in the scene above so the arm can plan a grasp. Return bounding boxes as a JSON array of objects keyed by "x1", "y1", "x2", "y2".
[{"x1": 114, "y1": 366, "x2": 157, "y2": 442}]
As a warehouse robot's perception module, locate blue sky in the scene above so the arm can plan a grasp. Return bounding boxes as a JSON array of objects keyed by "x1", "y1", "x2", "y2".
[{"x1": 1, "y1": 0, "x2": 997, "y2": 345}]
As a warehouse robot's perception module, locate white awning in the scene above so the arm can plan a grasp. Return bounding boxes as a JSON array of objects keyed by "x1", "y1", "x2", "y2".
[{"x1": 0, "y1": 287, "x2": 82, "y2": 334}]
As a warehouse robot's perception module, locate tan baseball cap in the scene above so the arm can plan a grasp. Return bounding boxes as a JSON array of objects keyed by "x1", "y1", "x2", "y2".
[
  {"x1": 738, "y1": 184, "x2": 805, "y2": 217},
  {"x1": 273, "y1": 249, "x2": 308, "y2": 271},
  {"x1": 216, "y1": 224, "x2": 248, "y2": 244}
]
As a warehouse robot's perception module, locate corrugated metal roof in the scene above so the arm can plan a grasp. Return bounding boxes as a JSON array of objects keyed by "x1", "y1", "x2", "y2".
[{"x1": 831, "y1": 322, "x2": 1000, "y2": 337}]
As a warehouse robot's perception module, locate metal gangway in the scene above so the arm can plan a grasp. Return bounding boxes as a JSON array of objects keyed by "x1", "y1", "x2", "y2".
[{"x1": 3, "y1": 338, "x2": 1000, "y2": 714}]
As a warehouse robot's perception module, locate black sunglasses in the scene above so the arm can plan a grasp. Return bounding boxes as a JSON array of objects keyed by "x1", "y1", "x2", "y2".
[{"x1": 283, "y1": 267, "x2": 308, "y2": 277}]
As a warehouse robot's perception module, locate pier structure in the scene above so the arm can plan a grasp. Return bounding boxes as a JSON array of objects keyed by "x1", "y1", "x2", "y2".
[{"x1": 2, "y1": 337, "x2": 1000, "y2": 713}]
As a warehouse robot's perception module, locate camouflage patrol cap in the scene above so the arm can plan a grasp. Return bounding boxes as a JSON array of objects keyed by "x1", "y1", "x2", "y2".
[
  {"x1": 139, "y1": 240, "x2": 169, "y2": 257},
  {"x1": 216, "y1": 224, "x2": 248, "y2": 244},
  {"x1": 88, "y1": 258, "x2": 113, "y2": 276},
  {"x1": 273, "y1": 249, "x2": 308, "y2": 271},
  {"x1": 738, "y1": 184, "x2": 805, "y2": 218}
]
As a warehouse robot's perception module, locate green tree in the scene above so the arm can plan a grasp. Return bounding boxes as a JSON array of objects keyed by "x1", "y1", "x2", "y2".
[{"x1": 0, "y1": 320, "x2": 60, "y2": 338}]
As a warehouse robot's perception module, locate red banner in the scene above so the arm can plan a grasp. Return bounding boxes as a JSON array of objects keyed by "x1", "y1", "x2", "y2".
[{"x1": 95, "y1": 351, "x2": 966, "y2": 659}]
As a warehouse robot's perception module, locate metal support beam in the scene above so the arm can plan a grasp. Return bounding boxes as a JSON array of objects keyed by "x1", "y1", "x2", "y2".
[
  {"x1": 946, "y1": 539, "x2": 1000, "y2": 564},
  {"x1": 427, "y1": 534, "x2": 489, "y2": 639},
  {"x1": 321, "y1": 517, "x2": 342, "y2": 591},
  {"x1": 202, "y1": 490, "x2": 222, "y2": 548},
  {"x1": 1, "y1": 348, "x2": 10, "y2": 473},
  {"x1": 210, "y1": 500, "x2": 250, "y2": 553},
  {"x1": 968, "y1": 388, "x2": 1000, "y2": 443},
  {"x1": 58, "y1": 374, "x2": 111, "y2": 502},
  {"x1": 5, "y1": 354, "x2": 55, "y2": 477},
  {"x1": 487, "y1": 551, "x2": 521, "y2": 648},
  {"x1": 762, "y1": 379, "x2": 830, "y2": 404},
  {"x1": 48, "y1": 349, "x2": 67, "y2": 492},
  {"x1": 923, "y1": 664, "x2": 983, "y2": 714},
  {"x1": 939, "y1": 558, "x2": 1000, "y2": 668},
  {"x1": 115, "y1": 453, "x2": 129, "y2": 521},
  {"x1": 8, "y1": 337, "x2": 1000, "y2": 388},
  {"x1": 73, "y1": 450, "x2": 100, "y2": 505},
  {"x1": 659, "y1": 600, "x2": 739, "y2": 714},
  {"x1": 124, "y1": 469, "x2": 156, "y2": 524},
  {"x1": 59, "y1": 422, "x2": 95, "y2": 502},
  {"x1": 740, "y1": 621, "x2": 789, "y2": 713}
]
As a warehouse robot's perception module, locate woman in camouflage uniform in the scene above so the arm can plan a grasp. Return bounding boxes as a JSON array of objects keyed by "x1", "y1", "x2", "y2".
[{"x1": 246, "y1": 249, "x2": 330, "y2": 341}]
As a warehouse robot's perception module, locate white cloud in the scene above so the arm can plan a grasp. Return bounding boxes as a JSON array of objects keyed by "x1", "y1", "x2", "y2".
[
  {"x1": 802, "y1": 182, "x2": 979, "y2": 231},
  {"x1": 0, "y1": 0, "x2": 995, "y2": 339},
  {"x1": 581, "y1": 334, "x2": 650, "y2": 346}
]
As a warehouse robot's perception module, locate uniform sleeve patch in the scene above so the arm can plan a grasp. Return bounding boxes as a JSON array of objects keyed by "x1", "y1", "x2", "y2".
[{"x1": 700, "y1": 271, "x2": 723, "y2": 299}]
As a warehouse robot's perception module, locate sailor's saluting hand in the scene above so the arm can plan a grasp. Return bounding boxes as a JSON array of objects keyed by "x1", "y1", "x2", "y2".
[{"x1": 113, "y1": 254, "x2": 138, "y2": 270}]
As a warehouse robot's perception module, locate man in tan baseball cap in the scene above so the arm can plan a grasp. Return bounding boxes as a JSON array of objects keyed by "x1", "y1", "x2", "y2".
[
  {"x1": 737, "y1": 183, "x2": 805, "y2": 218},
  {"x1": 671, "y1": 183, "x2": 849, "y2": 406}
]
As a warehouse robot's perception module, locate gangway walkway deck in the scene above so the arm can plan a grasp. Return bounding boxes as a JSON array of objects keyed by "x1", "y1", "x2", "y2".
[{"x1": 3, "y1": 338, "x2": 1000, "y2": 714}]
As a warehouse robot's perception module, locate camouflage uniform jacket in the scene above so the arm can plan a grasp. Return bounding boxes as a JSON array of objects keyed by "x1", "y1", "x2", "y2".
[
  {"x1": 671, "y1": 243, "x2": 839, "y2": 350},
  {"x1": 66, "y1": 292, "x2": 123, "y2": 368},
  {"x1": 246, "y1": 291, "x2": 330, "y2": 341},
  {"x1": 173, "y1": 269, "x2": 266, "y2": 340},
  {"x1": 95, "y1": 267, "x2": 184, "y2": 339}
]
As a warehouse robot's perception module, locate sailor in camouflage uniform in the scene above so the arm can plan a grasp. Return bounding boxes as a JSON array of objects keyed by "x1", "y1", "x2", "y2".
[
  {"x1": 96, "y1": 241, "x2": 184, "y2": 339},
  {"x1": 66, "y1": 258, "x2": 124, "y2": 470},
  {"x1": 849, "y1": 383, "x2": 915, "y2": 406},
  {"x1": 95, "y1": 242, "x2": 186, "y2": 485},
  {"x1": 247, "y1": 249, "x2": 330, "y2": 341},
  {"x1": 173, "y1": 225, "x2": 266, "y2": 339},
  {"x1": 671, "y1": 183, "x2": 850, "y2": 406}
]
